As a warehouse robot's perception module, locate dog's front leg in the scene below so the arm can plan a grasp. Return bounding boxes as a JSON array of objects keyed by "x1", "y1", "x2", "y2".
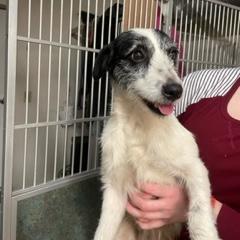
[
  {"x1": 94, "y1": 185, "x2": 127, "y2": 240},
  {"x1": 185, "y1": 160, "x2": 220, "y2": 240}
]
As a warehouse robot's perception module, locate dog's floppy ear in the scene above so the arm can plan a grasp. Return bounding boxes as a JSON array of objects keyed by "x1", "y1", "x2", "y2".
[{"x1": 93, "y1": 43, "x2": 114, "y2": 80}]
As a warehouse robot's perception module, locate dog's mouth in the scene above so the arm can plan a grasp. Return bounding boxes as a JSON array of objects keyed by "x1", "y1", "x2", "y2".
[{"x1": 143, "y1": 100, "x2": 175, "y2": 116}]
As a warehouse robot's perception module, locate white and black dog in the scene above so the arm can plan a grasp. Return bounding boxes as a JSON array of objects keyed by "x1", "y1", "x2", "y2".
[{"x1": 93, "y1": 29, "x2": 220, "y2": 240}]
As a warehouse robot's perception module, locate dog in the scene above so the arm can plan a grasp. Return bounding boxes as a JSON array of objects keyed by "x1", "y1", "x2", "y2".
[{"x1": 93, "y1": 28, "x2": 220, "y2": 240}]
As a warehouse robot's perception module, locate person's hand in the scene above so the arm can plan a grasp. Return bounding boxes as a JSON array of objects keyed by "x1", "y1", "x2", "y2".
[
  {"x1": 126, "y1": 183, "x2": 189, "y2": 230},
  {"x1": 212, "y1": 197, "x2": 222, "y2": 219}
]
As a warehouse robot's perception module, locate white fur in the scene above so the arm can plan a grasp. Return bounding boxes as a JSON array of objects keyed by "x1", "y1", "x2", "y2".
[{"x1": 94, "y1": 29, "x2": 220, "y2": 240}]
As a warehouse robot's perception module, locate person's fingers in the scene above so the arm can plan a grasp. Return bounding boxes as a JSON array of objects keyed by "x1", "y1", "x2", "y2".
[
  {"x1": 126, "y1": 202, "x2": 142, "y2": 218},
  {"x1": 128, "y1": 192, "x2": 165, "y2": 212},
  {"x1": 127, "y1": 201, "x2": 172, "y2": 220},
  {"x1": 137, "y1": 218, "x2": 150, "y2": 223},
  {"x1": 137, "y1": 191, "x2": 154, "y2": 199},
  {"x1": 139, "y1": 210, "x2": 172, "y2": 220},
  {"x1": 140, "y1": 182, "x2": 182, "y2": 198},
  {"x1": 136, "y1": 219, "x2": 168, "y2": 230}
]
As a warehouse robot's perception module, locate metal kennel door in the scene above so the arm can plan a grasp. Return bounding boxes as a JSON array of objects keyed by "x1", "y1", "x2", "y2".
[
  {"x1": 2, "y1": 0, "x2": 240, "y2": 239},
  {"x1": 3, "y1": 0, "x2": 125, "y2": 239}
]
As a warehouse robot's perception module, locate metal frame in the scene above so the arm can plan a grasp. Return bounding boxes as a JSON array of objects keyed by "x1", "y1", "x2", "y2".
[
  {"x1": 163, "y1": 0, "x2": 174, "y2": 34},
  {"x1": 10, "y1": 170, "x2": 99, "y2": 240},
  {"x1": 3, "y1": 1, "x2": 18, "y2": 239},
  {"x1": 2, "y1": 0, "x2": 240, "y2": 239},
  {"x1": 209, "y1": 0, "x2": 240, "y2": 10}
]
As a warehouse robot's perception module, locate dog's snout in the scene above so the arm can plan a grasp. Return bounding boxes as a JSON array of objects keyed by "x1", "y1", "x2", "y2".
[{"x1": 162, "y1": 83, "x2": 183, "y2": 101}]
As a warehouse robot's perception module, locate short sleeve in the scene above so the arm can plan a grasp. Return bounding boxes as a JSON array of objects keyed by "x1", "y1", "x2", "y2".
[{"x1": 216, "y1": 204, "x2": 240, "y2": 239}]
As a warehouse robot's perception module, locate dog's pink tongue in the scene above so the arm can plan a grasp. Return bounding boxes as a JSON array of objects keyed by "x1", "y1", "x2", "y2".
[{"x1": 158, "y1": 104, "x2": 174, "y2": 116}]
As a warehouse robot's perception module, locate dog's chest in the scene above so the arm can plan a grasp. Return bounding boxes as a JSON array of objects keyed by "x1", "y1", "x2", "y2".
[{"x1": 123, "y1": 116, "x2": 184, "y2": 184}]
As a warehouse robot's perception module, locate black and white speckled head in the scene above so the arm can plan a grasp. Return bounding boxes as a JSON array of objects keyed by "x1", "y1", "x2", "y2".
[{"x1": 93, "y1": 28, "x2": 183, "y2": 115}]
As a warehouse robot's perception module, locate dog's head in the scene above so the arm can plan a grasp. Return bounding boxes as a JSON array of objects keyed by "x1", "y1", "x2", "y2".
[{"x1": 93, "y1": 28, "x2": 183, "y2": 116}]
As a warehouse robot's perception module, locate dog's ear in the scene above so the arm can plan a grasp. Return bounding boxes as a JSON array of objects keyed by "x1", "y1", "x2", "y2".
[{"x1": 93, "y1": 43, "x2": 114, "y2": 80}]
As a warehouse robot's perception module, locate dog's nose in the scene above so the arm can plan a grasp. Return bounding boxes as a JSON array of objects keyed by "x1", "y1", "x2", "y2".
[{"x1": 162, "y1": 83, "x2": 183, "y2": 101}]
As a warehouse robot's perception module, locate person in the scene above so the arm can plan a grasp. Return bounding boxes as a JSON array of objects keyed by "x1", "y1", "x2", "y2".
[{"x1": 126, "y1": 67, "x2": 240, "y2": 239}]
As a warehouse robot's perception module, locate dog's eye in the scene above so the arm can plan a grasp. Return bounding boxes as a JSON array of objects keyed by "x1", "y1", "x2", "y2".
[
  {"x1": 130, "y1": 49, "x2": 145, "y2": 62},
  {"x1": 167, "y1": 47, "x2": 178, "y2": 64}
]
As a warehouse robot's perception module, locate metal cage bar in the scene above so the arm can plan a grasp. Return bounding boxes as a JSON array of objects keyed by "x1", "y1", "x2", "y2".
[
  {"x1": 3, "y1": 0, "x2": 18, "y2": 239},
  {"x1": 53, "y1": 0, "x2": 64, "y2": 181}
]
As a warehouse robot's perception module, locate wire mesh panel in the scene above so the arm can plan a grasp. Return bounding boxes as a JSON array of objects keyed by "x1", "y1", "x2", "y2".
[
  {"x1": 13, "y1": 0, "x2": 124, "y2": 192},
  {"x1": 11, "y1": 0, "x2": 240, "y2": 193},
  {"x1": 166, "y1": 0, "x2": 240, "y2": 77},
  {"x1": 177, "y1": 0, "x2": 240, "y2": 77},
  {"x1": 125, "y1": 0, "x2": 240, "y2": 78}
]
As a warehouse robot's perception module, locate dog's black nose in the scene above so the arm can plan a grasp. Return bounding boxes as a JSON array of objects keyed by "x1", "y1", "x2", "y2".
[{"x1": 162, "y1": 83, "x2": 183, "y2": 101}]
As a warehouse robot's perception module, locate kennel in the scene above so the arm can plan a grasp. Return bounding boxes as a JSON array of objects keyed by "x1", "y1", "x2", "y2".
[{"x1": 1, "y1": 0, "x2": 240, "y2": 239}]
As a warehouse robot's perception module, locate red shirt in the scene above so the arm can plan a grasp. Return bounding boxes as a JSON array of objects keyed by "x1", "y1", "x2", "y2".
[{"x1": 178, "y1": 78, "x2": 240, "y2": 239}]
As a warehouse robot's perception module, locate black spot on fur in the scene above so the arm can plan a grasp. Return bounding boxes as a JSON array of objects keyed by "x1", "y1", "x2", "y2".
[
  {"x1": 93, "y1": 31, "x2": 154, "y2": 89},
  {"x1": 153, "y1": 29, "x2": 178, "y2": 65}
]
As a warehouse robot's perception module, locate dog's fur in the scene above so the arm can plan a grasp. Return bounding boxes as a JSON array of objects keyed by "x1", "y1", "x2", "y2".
[{"x1": 93, "y1": 29, "x2": 220, "y2": 240}]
